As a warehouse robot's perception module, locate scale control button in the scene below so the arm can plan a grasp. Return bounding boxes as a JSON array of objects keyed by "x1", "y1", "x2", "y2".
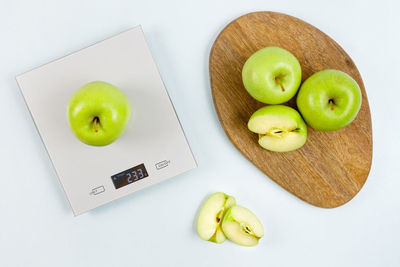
[
  {"x1": 155, "y1": 160, "x2": 170, "y2": 170},
  {"x1": 90, "y1": 186, "x2": 105, "y2": 195}
]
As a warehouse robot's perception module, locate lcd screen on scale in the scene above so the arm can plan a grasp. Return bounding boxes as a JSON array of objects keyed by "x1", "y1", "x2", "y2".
[{"x1": 111, "y1": 163, "x2": 149, "y2": 189}]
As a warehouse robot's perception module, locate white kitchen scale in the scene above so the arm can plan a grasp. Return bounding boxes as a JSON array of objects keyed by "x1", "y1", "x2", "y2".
[{"x1": 16, "y1": 26, "x2": 197, "y2": 215}]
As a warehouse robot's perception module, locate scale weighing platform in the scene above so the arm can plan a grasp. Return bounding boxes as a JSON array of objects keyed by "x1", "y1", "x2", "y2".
[{"x1": 16, "y1": 26, "x2": 197, "y2": 215}]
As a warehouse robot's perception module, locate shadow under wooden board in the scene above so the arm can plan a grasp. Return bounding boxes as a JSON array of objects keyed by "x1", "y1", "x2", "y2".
[{"x1": 209, "y1": 11, "x2": 372, "y2": 208}]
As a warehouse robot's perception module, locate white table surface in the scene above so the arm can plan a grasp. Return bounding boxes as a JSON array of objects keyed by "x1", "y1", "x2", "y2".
[{"x1": 1, "y1": 0, "x2": 399, "y2": 266}]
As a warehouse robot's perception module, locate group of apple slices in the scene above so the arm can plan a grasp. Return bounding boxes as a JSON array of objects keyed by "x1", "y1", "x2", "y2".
[
  {"x1": 242, "y1": 46, "x2": 362, "y2": 152},
  {"x1": 197, "y1": 192, "x2": 264, "y2": 246}
]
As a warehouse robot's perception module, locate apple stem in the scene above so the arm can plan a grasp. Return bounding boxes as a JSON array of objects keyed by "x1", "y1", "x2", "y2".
[
  {"x1": 93, "y1": 116, "x2": 100, "y2": 132},
  {"x1": 279, "y1": 83, "x2": 285, "y2": 92},
  {"x1": 328, "y1": 99, "x2": 335, "y2": 110},
  {"x1": 275, "y1": 77, "x2": 285, "y2": 92}
]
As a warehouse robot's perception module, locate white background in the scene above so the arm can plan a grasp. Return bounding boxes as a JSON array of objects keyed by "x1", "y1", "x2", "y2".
[{"x1": 0, "y1": 0, "x2": 399, "y2": 266}]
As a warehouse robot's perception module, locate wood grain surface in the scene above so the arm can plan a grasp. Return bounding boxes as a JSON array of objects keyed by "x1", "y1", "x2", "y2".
[{"x1": 209, "y1": 11, "x2": 372, "y2": 208}]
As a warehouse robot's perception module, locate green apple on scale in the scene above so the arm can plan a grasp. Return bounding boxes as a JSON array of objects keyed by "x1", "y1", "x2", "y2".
[
  {"x1": 242, "y1": 46, "x2": 302, "y2": 104},
  {"x1": 297, "y1": 69, "x2": 362, "y2": 131},
  {"x1": 248, "y1": 105, "x2": 307, "y2": 152},
  {"x1": 67, "y1": 81, "x2": 131, "y2": 146}
]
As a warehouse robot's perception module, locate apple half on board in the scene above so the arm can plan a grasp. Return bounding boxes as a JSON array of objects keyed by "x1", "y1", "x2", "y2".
[{"x1": 248, "y1": 105, "x2": 307, "y2": 152}]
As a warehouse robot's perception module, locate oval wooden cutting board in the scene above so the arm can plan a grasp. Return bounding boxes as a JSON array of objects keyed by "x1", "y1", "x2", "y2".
[{"x1": 209, "y1": 11, "x2": 372, "y2": 208}]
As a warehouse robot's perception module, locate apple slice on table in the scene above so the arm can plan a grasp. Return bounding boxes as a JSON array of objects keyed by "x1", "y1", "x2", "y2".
[
  {"x1": 221, "y1": 205, "x2": 264, "y2": 247},
  {"x1": 67, "y1": 81, "x2": 131, "y2": 146},
  {"x1": 242, "y1": 46, "x2": 302, "y2": 104},
  {"x1": 197, "y1": 192, "x2": 236, "y2": 244},
  {"x1": 248, "y1": 105, "x2": 307, "y2": 152},
  {"x1": 296, "y1": 69, "x2": 362, "y2": 131}
]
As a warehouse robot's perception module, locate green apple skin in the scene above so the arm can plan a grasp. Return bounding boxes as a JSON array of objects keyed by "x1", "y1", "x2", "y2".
[
  {"x1": 221, "y1": 205, "x2": 264, "y2": 247},
  {"x1": 242, "y1": 46, "x2": 302, "y2": 104},
  {"x1": 197, "y1": 192, "x2": 236, "y2": 244},
  {"x1": 296, "y1": 69, "x2": 362, "y2": 131},
  {"x1": 67, "y1": 81, "x2": 131, "y2": 146},
  {"x1": 248, "y1": 105, "x2": 307, "y2": 152}
]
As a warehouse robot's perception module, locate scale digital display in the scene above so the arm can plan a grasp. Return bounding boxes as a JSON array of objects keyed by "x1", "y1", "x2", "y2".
[{"x1": 111, "y1": 163, "x2": 149, "y2": 189}]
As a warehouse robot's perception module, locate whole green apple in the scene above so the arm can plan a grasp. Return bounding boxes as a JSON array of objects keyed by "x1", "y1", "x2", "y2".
[
  {"x1": 296, "y1": 69, "x2": 362, "y2": 131},
  {"x1": 242, "y1": 46, "x2": 302, "y2": 104},
  {"x1": 67, "y1": 81, "x2": 131, "y2": 146},
  {"x1": 248, "y1": 105, "x2": 307, "y2": 152}
]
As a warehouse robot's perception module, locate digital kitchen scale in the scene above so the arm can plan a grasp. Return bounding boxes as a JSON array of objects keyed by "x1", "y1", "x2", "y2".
[{"x1": 16, "y1": 26, "x2": 197, "y2": 215}]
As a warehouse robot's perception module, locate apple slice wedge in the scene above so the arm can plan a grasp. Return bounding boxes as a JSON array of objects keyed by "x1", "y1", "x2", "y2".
[
  {"x1": 197, "y1": 192, "x2": 236, "y2": 244},
  {"x1": 248, "y1": 105, "x2": 307, "y2": 152},
  {"x1": 221, "y1": 205, "x2": 264, "y2": 246}
]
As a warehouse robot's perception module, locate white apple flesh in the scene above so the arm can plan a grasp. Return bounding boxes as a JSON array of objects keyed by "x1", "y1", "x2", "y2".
[
  {"x1": 197, "y1": 192, "x2": 236, "y2": 244},
  {"x1": 221, "y1": 205, "x2": 264, "y2": 247}
]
